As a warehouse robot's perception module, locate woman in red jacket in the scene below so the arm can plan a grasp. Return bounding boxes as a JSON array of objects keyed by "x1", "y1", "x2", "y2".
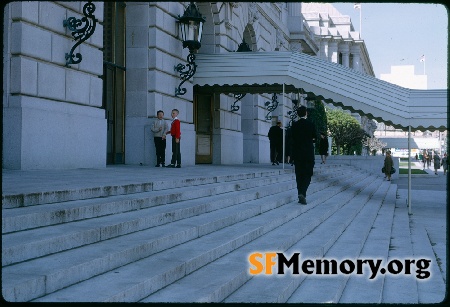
[{"x1": 166, "y1": 109, "x2": 181, "y2": 168}]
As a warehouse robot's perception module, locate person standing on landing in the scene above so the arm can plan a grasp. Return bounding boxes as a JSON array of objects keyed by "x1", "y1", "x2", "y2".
[
  {"x1": 166, "y1": 109, "x2": 181, "y2": 168},
  {"x1": 319, "y1": 132, "x2": 329, "y2": 164},
  {"x1": 441, "y1": 153, "x2": 448, "y2": 175},
  {"x1": 151, "y1": 110, "x2": 169, "y2": 167},
  {"x1": 291, "y1": 106, "x2": 316, "y2": 205},
  {"x1": 268, "y1": 121, "x2": 283, "y2": 165},
  {"x1": 433, "y1": 151, "x2": 441, "y2": 175},
  {"x1": 384, "y1": 150, "x2": 394, "y2": 181}
]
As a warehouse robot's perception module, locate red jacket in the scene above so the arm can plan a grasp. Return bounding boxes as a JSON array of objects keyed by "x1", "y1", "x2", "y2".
[{"x1": 170, "y1": 118, "x2": 181, "y2": 139}]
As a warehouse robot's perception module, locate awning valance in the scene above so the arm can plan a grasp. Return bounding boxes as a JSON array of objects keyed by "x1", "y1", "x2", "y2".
[{"x1": 193, "y1": 52, "x2": 447, "y2": 132}]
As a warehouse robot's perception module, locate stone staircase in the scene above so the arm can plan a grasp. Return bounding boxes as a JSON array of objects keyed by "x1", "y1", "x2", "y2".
[{"x1": 2, "y1": 164, "x2": 443, "y2": 303}]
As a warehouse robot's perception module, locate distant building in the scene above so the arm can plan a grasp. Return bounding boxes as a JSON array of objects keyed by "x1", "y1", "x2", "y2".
[
  {"x1": 380, "y1": 65, "x2": 427, "y2": 89},
  {"x1": 375, "y1": 65, "x2": 446, "y2": 154}
]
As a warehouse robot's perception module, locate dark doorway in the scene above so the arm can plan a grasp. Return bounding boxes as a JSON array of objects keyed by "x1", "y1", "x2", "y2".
[
  {"x1": 194, "y1": 94, "x2": 213, "y2": 163},
  {"x1": 103, "y1": 2, "x2": 126, "y2": 164}
]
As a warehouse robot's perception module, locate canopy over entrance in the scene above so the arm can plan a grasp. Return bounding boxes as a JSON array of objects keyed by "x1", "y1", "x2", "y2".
[{"x1": 193, "y1": 52, "x2": 447, "y2": 132}]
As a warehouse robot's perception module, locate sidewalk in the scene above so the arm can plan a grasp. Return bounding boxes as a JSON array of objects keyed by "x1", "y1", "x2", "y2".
[{"x1": 396, "y1": 163, "x2": 447, "y2": 285}]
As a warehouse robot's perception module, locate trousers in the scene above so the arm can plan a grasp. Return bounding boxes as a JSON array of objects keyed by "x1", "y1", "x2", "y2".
[
  {"x1": 154, "y1": 137, "x2": 166, "y2": 164},
  {"x1": 171, "y1": 137, "x2": 181, "y2": 166},
  {"x1": 294, "y1": 161, "x2": 314, "y2": 197}
]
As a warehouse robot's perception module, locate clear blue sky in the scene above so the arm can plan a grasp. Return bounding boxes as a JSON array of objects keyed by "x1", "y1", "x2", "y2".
[{"x1": 331, "y1": 2, "x2": 448, "y2": 89}]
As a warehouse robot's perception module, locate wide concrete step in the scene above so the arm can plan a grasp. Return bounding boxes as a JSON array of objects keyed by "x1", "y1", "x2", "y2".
[
  {"x1": 141, "y1": 173, "x2": 378, "y2": 303},
  {"x1": 34, "y1": 171, "x2": 370, "y2": 303},
  {"x1": 287, "y1": 183, "x2": 395, "y2": 303},
  {"x1": 2, "y1": 170, "x2": 298, "y2": 232},
  {"x1": 2, "y1": 169, "x2": 346, "y2": 266},
  {"x1": 2, "y1": 168, "x2": 297, "y2": 209},
  {"x1": 2, "y1": 166, "x2": 350, "y2": 302},
  {"x1": 2, "y1": 166, "x2": 340, "y2": 233},
  {"x1": 2, "y1": 173, "x2": 298, "y2": 266},
  {"x1": 224, "y1": 177, "x2": 390, "y2": 303},
  {"x1": 4, "y1": 170, "x2": 362, "y2": 300},
  {"x1": 409, "y1": 225, "x2": 446, "y2": 303}
]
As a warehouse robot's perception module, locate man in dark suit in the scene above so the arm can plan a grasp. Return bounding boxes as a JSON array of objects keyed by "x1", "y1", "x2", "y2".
[
  {"x1": 268, "y1": 121, "x2": 283, "y2": 165},
  {"x1": 291, "y1": 106, "x2": 316, "y2": 204}
]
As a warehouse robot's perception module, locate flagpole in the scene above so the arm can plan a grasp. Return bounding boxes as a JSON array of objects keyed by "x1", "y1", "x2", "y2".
[
  {"x1": 354, "y1": 3, "x2": 362, "y2": 38},
  {"x1": 360, "y1": 4, "x2": 362, "y2": 38}
]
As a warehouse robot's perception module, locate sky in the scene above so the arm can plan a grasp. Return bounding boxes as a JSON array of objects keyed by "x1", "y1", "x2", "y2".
[{"x1": 330, "y1": 2, "x2": 448, "y2": 89}]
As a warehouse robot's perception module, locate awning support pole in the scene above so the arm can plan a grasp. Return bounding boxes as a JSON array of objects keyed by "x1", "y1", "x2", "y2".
[
  {"x1": 282, "y1": 83, "x2": 285, "y2": 170},
  {"x1": 408, "y1": 125, "x2": 412, "y2": 214}
]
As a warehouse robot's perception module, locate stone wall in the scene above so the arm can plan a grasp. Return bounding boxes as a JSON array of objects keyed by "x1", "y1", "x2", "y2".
[{"x1": 3, "y1": 1, "x2": 106, "y2": 169}]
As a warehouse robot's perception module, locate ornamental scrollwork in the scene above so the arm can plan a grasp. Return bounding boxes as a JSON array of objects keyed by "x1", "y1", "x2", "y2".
[
  {"x1": 63, "y1": 1, "x2": 98, "y2": 67},
  {"x1": 231, "y1": 94, "x2": 246, "y2": 112},
  {"x1": 174, "y1": 53, "x2": 197, "y2": 96},
  {"x1": 265, "y1": 93, "x2": 279, "y2": 120}
]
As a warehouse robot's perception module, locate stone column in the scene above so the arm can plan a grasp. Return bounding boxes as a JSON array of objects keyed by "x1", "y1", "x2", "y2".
[
  {"x1": 328, "y1": 40, "x2": 338, "y2": 64},
  {"x1": 340, "y1": 42, "x2": 350, "y2": 67},
  {"x1": 351, "y1": 44, "x2": 361, "y2": 72},
  {"x1": 319, "y1": 38, "x2": 329, "y2": 61}
]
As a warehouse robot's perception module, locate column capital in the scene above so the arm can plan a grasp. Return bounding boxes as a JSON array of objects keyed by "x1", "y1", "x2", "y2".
[
  {"x1": 339, "y1": 41, "x2": 350, "y2": 53},
  {"x1": 350, "y1": 42, "x2": 362, "y2": 53}
]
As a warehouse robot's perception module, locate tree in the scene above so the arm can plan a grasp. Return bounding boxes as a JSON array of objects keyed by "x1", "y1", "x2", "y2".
[
  {"x1": 327, "y1": 108, "x2": 364, "y2": 155},
  {"x1": 306, "y1": 100, "x2": 327, "y2": 154},
  {"x1": 364, "y1": 137, "x2": 387, "y2": 155}
]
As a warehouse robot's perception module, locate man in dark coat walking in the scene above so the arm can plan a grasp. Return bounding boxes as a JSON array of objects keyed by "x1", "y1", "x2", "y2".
[
  {"x1": 268, "y1": 121, "x2": 283, "y2": 165},
  {"x1": 291, "y1": 106, "x2": 316, "y2": 204}
]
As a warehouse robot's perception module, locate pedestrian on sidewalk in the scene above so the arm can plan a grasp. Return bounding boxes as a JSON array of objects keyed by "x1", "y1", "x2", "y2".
[
  {"x1": 268, "y1": 121, "x2": 283, "y2": 165},
  {"x1": 441, "y1": 153, "x2": 448, "y2": 175},
  {"x1": 422, "y1": 150, "x2": 427, "y2": 170},
  {"x1": 291, "y1": 106, "x2": 316, "y2": 205},
  {"x1": 427, "y1": 150, "x2": 432, "y2": 168},
  {"x1": 166, "y1": 109, "x2": 181, "y2": 168},
  {"x1": 319, "y1": 132, "x2": 329, "y2": 164},
  {"x1": 433, "y1": 151, "x2": 441, "y2": 175},
  {"x1": 384, "y1": 150, "x2": 394, "y2": 181},
  {"x1": 151, "y1": 110, "x2": 169, "y2": 167}
]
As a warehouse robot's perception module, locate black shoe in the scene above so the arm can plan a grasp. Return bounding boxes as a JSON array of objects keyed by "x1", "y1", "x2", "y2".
[
  {"x1": 176, "y1": 165, "x2": 181, "y2": 168},
  {"x1": 298, "y1": 194, "x2": 307, "y2": 205},
  {"x1": 166, "y1": 164, "x2": 175, "y2": 168},
  {"x1": 155, "y1": 164, "x2": 160, "y2": 167},
  {"x1": 276, "y1": 161, "x2": 279, "y2": 165}
]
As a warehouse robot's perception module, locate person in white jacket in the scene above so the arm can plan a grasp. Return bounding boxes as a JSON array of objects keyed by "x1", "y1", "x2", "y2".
[{"x1": 151, "y1": 110, "x2": 169, "y2": 167}]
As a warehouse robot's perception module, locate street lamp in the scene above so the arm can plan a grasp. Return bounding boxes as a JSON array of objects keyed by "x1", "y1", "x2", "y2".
[{"x1": 174, "y1": 2, "x2": 205, "y2": 96}]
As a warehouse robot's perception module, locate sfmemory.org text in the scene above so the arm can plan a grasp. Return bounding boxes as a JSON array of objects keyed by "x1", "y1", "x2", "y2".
[{"x1": 248, "y1": 252, "x2": 431, "y2": 280}]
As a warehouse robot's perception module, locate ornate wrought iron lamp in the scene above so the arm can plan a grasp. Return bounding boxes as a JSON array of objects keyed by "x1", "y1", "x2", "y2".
[
  {"x1": 63, "y1": 1, "x2": 98, "y2": 67},
  {"x1": 174, "y1": 2, "x2": 205, "y2": 96}
]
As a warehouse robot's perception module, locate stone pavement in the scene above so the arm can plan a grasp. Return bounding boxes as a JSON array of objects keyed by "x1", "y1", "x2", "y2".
[{"x1": 1, "y1": 160, "x2": 447, "y2": 303}]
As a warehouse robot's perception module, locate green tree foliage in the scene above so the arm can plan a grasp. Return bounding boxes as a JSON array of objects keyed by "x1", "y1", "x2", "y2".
[
  {"x1": 327, "y1": 108, "x2": 366, "y2": 155},
  {"x1": 306, "y1": 100, "x2": 327, "y2": 154}
]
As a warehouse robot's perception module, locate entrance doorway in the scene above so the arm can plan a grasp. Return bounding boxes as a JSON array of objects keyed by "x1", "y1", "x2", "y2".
[
  {"x1": 103, "y1": 2, "x2": 126, "y2": 164},
  {"x1": 195, "y1": 94, "x2": 213, "y2": 163}
]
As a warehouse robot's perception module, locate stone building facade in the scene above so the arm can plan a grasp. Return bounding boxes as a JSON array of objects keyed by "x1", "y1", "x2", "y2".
[{"x1": 3, "y1": 2, "x2": 374, "y2": 170}]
